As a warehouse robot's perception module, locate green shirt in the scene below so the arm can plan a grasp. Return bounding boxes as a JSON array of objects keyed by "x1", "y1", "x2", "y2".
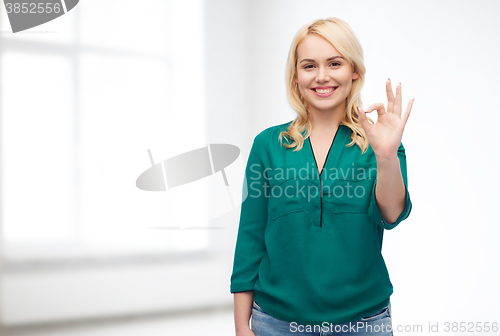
[{"x1": 230, "y1": 120, "x2": 412, "y2": 326}]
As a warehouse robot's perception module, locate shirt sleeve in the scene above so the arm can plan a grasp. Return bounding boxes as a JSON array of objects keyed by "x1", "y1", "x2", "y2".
[
  {"x1": 230, "y1": 131, "x2": 270, "y2": 293},
  {"x1": 367, "y1": 141, "x2": 412, "y2": 230}
]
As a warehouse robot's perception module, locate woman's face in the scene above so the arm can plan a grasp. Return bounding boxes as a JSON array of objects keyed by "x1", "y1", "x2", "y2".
[{"x1": 294, "y1": 33, "x2": 359, "y2": 116}]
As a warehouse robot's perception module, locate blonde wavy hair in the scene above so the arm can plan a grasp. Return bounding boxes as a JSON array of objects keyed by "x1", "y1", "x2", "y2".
[{"x1": 279, "y1": 17, "x2": 374, "y2": 154}]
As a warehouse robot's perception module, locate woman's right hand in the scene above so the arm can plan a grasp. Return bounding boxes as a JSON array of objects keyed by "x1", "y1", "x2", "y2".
[
  {"x1": 234, "y1": 291, "x2": 255, "y2": 336},
  {"x1": 236, "y1": 326, "x2": 256, "y2": 336}
]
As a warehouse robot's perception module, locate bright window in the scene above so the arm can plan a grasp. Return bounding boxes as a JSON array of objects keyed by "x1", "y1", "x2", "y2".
[{"x1": 0, "y1": 0, "x2": 210, "y2": 261}]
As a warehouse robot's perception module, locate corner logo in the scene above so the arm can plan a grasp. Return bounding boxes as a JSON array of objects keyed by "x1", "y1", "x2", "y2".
[{"x1": 3, "y1": 0, "x2": 79, "y2": 33}]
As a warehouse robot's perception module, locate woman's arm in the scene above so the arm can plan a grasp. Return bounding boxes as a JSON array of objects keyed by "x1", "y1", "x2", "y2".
[
  {"x1": 357, "y1": 80, "x2": 414, "y2": 227},
  {"x1": 374, "y1": 153, "x2": 406, "y2": 224},
  {"x1": 234, "y1": 291, "x2": 255, "y2": 335},
  {"x1": 231, "y1": 130, "x2": 270, "y2": 335}
]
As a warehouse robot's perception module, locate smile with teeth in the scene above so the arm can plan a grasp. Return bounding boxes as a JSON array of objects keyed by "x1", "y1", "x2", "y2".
[{"x1": 313, "y1": 87, "x2": 338, "y2": 93}]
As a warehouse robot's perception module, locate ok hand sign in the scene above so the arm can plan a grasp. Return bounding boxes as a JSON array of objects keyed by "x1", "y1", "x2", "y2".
[{"x1": 357, "y1": 79, "x2": 414, "y2": 159}]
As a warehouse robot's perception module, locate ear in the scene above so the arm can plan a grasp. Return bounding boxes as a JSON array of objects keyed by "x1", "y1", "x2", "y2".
[
  {"x1": 293, "y1": 77, "x2": 298, "y2": 84},
  {"x1": 352, "y1": 71, "x2": 359, "y2": 80}
]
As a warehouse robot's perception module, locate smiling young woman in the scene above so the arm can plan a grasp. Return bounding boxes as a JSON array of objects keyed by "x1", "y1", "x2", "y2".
[{"x1": 231, "y1": 17, "x2": 414, "y2": 336}]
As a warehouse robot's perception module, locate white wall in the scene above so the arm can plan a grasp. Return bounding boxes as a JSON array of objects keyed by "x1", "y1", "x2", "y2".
[{"x1": 204, "y1": 0, "x2": 252, "y2": 254}]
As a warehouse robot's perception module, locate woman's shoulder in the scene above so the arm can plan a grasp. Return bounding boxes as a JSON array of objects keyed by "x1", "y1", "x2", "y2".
[{"x1": 254, "y1": 120, "x2": 294, "y2": 141}]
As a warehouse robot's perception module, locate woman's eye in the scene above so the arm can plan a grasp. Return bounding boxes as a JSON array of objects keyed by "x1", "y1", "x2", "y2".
[{"x1": 303, "y1": 62, "x2": 340, "y2": 69}]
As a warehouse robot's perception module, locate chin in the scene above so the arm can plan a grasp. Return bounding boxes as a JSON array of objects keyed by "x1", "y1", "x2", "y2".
[{"x1": 313, "y1": 103, "x2": 342, "y2": 112}]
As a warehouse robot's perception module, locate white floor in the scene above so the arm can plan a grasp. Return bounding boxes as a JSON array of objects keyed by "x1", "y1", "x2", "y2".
[{"x1": 0, "y1": 306, "x2": 236, "y2": 336}]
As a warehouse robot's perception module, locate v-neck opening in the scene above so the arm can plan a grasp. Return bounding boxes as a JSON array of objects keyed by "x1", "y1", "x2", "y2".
[{"x1": 307, "y1": 126, "x2": 341, "y2": 179}]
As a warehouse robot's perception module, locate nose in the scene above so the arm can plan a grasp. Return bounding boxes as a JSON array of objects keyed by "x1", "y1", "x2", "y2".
[{"x1": 316, "y1": 66, "x2": 330, "y2": 83}]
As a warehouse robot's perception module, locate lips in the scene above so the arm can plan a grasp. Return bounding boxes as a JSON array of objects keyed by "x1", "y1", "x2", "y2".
[
  {"x1": 311, "y1": 86, "x2": 338, "y2": 93},
  {"x1": 311, "y1": 86, "x2": 338, "y2": 97}
]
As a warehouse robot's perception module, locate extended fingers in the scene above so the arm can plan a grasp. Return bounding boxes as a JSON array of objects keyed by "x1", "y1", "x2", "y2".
[
  {"x1": 402, "y1": 98, "x2": 415, "y2": 126},
  {"x1": 386, "y1": 79, "x2": 394, "y2": 113},
  {"x1": 394, "y1": 82, "x2": 402, "y2": 117}
]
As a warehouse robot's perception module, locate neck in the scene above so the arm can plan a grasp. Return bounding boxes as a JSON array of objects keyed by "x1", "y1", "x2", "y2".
[{"x1": 307, "y1": 105, "x2": 345, "y2": 135}]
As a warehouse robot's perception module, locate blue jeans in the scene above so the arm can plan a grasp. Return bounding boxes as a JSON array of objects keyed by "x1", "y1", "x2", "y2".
[{"x1": 251, "y1": 300, "x2": 393, "y2": 336}]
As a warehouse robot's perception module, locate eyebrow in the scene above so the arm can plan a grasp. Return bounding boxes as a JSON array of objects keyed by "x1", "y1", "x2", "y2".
[{"x1": 299, "y1": 56, "x2": 345, "y2": 64}]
